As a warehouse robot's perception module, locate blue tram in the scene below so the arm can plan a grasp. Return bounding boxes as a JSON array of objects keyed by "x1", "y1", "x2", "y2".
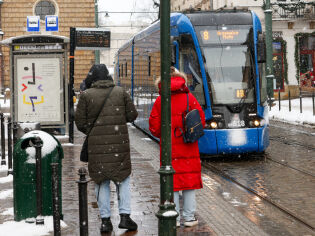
[{"x1": 114, "y1": 10, "x2": 269, "y2": 155}]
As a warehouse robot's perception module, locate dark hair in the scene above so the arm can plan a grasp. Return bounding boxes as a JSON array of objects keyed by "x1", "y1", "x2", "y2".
[{"x1": 85, "y1": 64, "x2": 112, "y2": 89}]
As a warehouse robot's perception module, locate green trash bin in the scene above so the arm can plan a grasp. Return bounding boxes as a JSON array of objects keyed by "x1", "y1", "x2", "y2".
[{"x1": 13, "y1": 130, "x2": 63, "y2": 221}]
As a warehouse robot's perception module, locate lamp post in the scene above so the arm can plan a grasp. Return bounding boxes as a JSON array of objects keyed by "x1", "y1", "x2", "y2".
[
  {"x1": 94, "y1": 0, "x2": 100, "y2": 64},
  {"x1": 156, "y1": 0, "x2": 178, "y2": 235},
  {"x1": 265, "y1": 0, "x2": 275, "y2": 98}
]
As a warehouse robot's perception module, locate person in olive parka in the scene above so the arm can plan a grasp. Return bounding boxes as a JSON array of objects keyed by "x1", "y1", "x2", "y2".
[{"x1": 75, "y1": 64, "x2": 138, "y2": 233}]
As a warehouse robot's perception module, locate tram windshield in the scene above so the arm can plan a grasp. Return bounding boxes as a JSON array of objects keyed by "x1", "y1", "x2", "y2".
[{"x1": 201, "y1": 45, "x2": 255, "y2": 105}]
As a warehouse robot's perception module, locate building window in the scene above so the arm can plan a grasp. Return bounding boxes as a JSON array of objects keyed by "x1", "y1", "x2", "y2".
[
  {"x1": 34, "y1": 0, "x2": 56, "y2": 21},
  {"x1": 272, "y1": 42, "x2": 285, "y2": 90},
  {"x1": 299, "y1": 35, "x2": 315, "y2": 88}
]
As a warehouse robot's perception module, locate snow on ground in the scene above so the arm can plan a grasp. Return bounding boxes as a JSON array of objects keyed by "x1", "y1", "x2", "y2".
[
  {"x1": 0, "y1": 216, "x2": 67, "y2": 236},
  {"x1": 269, "y1": 97, "x2": 315, "y2": 126}
]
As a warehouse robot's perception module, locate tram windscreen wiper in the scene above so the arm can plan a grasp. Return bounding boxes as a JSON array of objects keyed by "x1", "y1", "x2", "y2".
[{"x1": 188, "y1": 63, "x2": 202, "y2": 84}]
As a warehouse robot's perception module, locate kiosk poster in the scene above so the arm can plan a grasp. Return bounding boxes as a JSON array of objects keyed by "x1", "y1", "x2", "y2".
[{"x1": 15, "y1": 56, "x2": 63, "y2": 123}]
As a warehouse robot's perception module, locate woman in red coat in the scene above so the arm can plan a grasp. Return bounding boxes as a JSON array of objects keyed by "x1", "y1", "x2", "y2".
[{"x1": 149, "y1": 67, "x2": 206, "y2": 227}]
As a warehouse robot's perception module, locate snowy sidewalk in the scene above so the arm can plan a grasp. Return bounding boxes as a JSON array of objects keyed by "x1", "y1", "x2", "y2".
[{"x1": 269, "y1": 97, "x2": 315, "y2": 126}]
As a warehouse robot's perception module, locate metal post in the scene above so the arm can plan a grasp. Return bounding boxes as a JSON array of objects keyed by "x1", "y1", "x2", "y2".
[
  {"x1": 51, "y1": 163, "x2": 61, "y2": 236},
  {"x1": 12, "y1": 122, "x2": 18, "y2": 146},
  {"x1": 94, "y1": 0, "x2": 100, "y2": 64},
  {"x1": 312, "y1": 92, "x2": 315, "y2": 116},
  {"x1": 69, "y1": 27, "x2": 76, "y2": 143},
  {"x1": 34, "y1": 137, "x2": 44, "y2": 225},
  {"x1": 77, "y1": 167, "x2": 89, "y2": 236},
  {"x1": 288, "y1": 90, "x2": 291, "y2": 112},
  {"x1": 300, "y1": 87, "x2": 303, "y2": 113},
  {"x1": 265, "y1": 0, "x2": 274, "y2": 99},
  {"x1": 1, "y1": 113, "x2": 6, "y2": 165},
  {"x1": 278, "y1": 88, "x2": 281, "y2": 111},
  {"x1": 268, "y1": 96, "x2": 271, "y2": 111},
  {"x1": 7, "y1": 117, "x2": 13, "y2": 175},
  {"x1": 156, "y1": 0, "x2": 178, "y2": 235}
]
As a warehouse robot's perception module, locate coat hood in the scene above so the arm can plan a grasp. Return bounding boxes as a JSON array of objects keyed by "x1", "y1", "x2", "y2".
[
  {"x1": 85, "y1": 64, "x2": 113, "y2": 89},
  {"x1": 155, "y1": 67, "x2": 189, "y2": 94}
]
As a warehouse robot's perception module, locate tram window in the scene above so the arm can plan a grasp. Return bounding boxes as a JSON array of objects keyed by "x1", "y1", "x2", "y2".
[
  {"x1": 179, "y1": 35, "x2": 205, "y2": 106},
  {"x1": 121, "y1": 64, "x2": 124, "y2": 77},
  {"x1": 148, "y1": 56, "x2": 151, "y2": 76}
]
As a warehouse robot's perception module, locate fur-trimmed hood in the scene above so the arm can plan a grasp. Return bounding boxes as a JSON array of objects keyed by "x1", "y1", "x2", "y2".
[{"x1": 154, "y1": 67, "x2": 188, "y2": 93}]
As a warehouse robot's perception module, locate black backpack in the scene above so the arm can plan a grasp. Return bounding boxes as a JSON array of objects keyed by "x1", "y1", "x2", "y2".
[{"x1": 175, "y1": 93, "x2": 204, "y2": 143}]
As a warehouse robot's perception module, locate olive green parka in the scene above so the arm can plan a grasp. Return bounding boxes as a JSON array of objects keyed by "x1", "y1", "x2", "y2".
[{"x1": 75, "y1": 78, "x2": 138, "y2": 184}]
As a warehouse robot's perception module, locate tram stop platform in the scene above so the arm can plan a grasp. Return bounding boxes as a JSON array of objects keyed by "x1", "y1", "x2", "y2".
[{"x1": 0, "y1": 124, "x2": 270, "y2": 236}]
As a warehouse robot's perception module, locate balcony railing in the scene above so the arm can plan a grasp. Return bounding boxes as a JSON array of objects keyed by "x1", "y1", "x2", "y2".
[{"x1": 270, "y1": 1, "x2": 315, "y2": 19}]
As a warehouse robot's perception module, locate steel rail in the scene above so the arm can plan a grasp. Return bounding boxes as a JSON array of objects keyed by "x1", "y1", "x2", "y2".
[
  {"x1": 202, "y1": 161, "x2": 315, "y2": 232},
  {"x1": 270, "y1": 136, "x2": 315, "y2": 151}
]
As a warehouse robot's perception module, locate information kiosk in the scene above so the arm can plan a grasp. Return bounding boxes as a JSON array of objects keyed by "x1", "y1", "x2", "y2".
[{"x1": 1, "y1": 35, "x2": 70, "y2": 138}]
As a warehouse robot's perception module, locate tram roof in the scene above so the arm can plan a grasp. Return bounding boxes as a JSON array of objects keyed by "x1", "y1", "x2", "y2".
[
  {"x1": 117, "y1": 10, "x2": 253, "y2": 53},
  {"x1": 185, "y1": 10, "x2": 252, "y2": 26}
]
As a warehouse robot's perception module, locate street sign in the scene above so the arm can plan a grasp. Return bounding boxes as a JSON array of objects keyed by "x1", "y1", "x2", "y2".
[
  {"x1": 27, "y1": 16, "x2": 40, "y2": 32},
  {"x1": 45, "y1": 15, "x2": 58, "y2": 32},
  {"x1": 75, "y1": 28, "x2": 110, "y2": 50}
]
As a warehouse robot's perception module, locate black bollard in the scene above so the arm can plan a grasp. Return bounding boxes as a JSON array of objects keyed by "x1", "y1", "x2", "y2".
[
  {"x1": 51, "y1": 163, "x2": 61, "y2": 236},
  {"x1": 278, "y1": 88, "x2": 281, "y2": 111},
  {"x1": 313, "y1": 92, "x2": 315, "y2": 116},
  {"x1": 34, "y1": 137, "x2": 44, "y2": 225},
  {"x1": 77, "y1": 167, "x2": 89, "y2": 236},
  {"x1": 1, "y1": 113, "x2": 6, "y2": 165},
  {"x1": 299, "y1": 88, "x2": 303, "y2": 113},
  {"x1": 7, "y1": 117, "x2": 12, "y2": 175},
  {"x1": 288, "y1": 90, "x2": 291, "y2": 112},
  {"x1": 12, "y1": 122, "x2": 18, "y2": 146}
]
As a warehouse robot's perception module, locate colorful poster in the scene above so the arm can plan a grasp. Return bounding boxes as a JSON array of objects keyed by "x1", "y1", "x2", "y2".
[{"x1": 15, "y1": 56, "x2": 63, "y2": 123}]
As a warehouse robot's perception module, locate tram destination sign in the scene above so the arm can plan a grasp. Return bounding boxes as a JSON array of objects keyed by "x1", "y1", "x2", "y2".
[{"x1": 75, "y1": 28, "x2": 110, "y2": 50}]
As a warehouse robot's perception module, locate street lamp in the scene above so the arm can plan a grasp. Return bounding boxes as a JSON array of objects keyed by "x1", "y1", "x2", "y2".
[{"x1": 264, "y1": 0, "x2": 275, "y2": 98}]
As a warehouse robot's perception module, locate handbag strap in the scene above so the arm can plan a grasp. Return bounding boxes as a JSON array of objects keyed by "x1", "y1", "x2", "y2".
[
  {"x1": 87, "y1": 86, "x2": 114, "y2": 135},
  {"x1": 186, "y1": 93, "x2": 189, "y2": 113}
]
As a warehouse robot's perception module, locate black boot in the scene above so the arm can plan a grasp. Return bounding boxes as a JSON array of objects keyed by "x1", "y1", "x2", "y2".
[
  {"x1": 100, "y1": 217, "x2": 113, "y2": 233},
  {"x1": 118, "y1": 214, "x2": 138, "y2": 231}
]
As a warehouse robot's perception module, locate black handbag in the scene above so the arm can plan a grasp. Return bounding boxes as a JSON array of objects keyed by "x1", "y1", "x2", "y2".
[
  {"x1": 80, "y1": 87, "x2": 114, "y2": 162},
  {"x1": 175, "y1": 93, "x2": 204, "y2": 143}
]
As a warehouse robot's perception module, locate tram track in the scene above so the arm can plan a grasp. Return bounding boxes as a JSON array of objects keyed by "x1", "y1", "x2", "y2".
[
  {"x1": 202, "y1": 161, "x2": 315, "y2": 232},
  {"x1": 265, "y1": 156, "x2": 315, "y2": 178},
  {"x1": 269, "y1": 135, "x2": 315, "y2": 151}
]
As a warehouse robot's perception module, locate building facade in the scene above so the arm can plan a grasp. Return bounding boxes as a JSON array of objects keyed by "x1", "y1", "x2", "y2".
[
  {"x1": 0, "y1": 0, "x2": 96, "y2": 91},
  {"x1": 171, "y1": 0, "x2": 315, "y2": 95}
]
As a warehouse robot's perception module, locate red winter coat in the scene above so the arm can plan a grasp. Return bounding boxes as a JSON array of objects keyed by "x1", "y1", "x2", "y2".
[{"x1": 149, "y1": 76, "x2": 206, "y2": 192}]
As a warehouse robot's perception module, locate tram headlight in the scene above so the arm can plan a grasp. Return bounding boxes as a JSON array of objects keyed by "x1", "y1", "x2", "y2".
[
  {"x1": 253, "y1": 119, "x2": 260, "y2": 127},
  {"x1": 249, "y1": 118, "x2": 264, "y2": 127},
  {"x1": 210, "y1": 121, "x2": 218, "y2": 129}
]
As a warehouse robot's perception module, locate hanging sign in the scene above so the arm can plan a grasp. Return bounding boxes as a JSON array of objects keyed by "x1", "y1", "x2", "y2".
[
  {"x1": 45, "y1": 15, "x2": 58, "y2": 32},
  {"x1": 75, "y1": 28, "x2": 111, "y2": 50},
  {"x1": 27, "y1": 16, "x2": 40, "y2": 32}
]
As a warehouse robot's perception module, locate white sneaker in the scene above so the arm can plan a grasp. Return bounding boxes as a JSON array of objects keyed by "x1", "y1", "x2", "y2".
[
  {"x1": 176, "y1": 221, "x2": 180, "y2": 227},
  {"x1": 184, "y1": 218, "x2": 198, "y2": 227}
]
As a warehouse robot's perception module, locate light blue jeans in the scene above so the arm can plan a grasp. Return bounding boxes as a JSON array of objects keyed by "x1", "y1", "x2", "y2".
[
  {"x1": 174, "y1": 190, "x2": 196, "y2": 222},
  {"x1": 95, "y1": 176, "x2": 131, "y2": 218}
]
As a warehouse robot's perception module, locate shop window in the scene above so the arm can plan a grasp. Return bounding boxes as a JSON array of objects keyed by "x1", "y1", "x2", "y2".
[
  {"x1": 299, "y1": 35, "x2": 315, "y2": 88},
  {"x1": 34, "y1": 0, "x2": 56, "y2": 21},
  {"x1": 272, "y1": 42, "x2": 284, "y2": 90}
]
